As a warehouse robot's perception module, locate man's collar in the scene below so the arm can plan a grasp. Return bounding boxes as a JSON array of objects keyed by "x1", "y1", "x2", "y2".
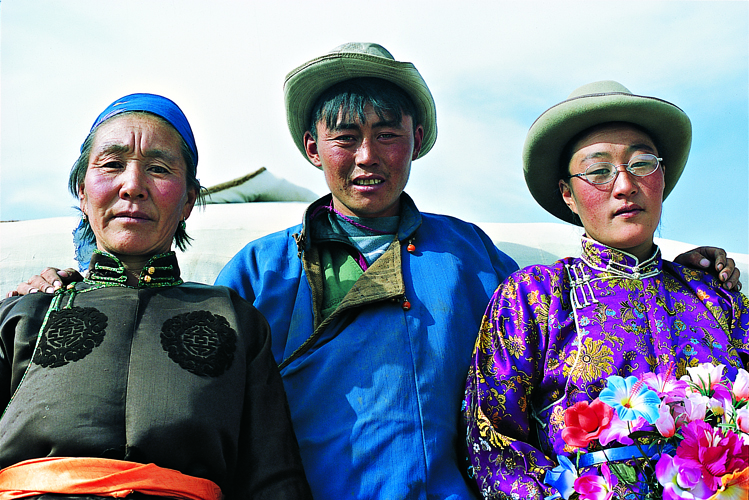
[{"x1": 301, "y1": 193, "x2": 422, "y2": 247}]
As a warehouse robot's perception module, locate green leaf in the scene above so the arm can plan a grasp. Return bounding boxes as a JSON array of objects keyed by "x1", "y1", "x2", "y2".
[{"x1": 609, "y1": 462, "x2": 638, "y2": 484}]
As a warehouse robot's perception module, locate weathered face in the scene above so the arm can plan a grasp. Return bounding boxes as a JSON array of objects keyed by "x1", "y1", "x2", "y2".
[
  {"x1": 559, "y1": 123, "x2": 665, "y2": 260},
  {"x1": 304, "y1": 104, "x2": 424, "y2": 218},
  {"x1": 79, "y1": 113, "x2": 197, "y2": 259}
]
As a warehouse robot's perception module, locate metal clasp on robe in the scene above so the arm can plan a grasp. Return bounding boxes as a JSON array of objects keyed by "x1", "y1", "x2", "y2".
[{"x1": 566, "y1": 262, "x2": 599, "y2": 309}]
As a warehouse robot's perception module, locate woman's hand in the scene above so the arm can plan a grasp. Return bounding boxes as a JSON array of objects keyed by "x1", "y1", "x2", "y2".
[
  {"x1": 6, "y1": 267, "x2": 83, "y2": 297},
  {"x1": 674, "y1": 246, "x2": 741, "y2": 291}
]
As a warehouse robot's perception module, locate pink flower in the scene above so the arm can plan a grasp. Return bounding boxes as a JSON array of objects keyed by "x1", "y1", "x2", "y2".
[
  {"x1": 598, "y1": 412, "x2": 648, "y2": 446},
  {"x1": 732, "y1": 369, "x2": 749, "y2": 402},
  {"x1": 706, "y1": 394, "x2": 733, "y2": 423},
  {"x1": 707, "y1": 467, "x2": 749, "y2": 500},
  {"x1": 677, "y1": 393, "x2": 709, "y2": 423},
  {"x1": 677, "y1": 420, "x2": 749, "y2": 490},
  {"x1": 735, "y1": 408, "x2": 749, "y2": 434},
  {"x1": 656, "y1": 402, "x2": 676, "y2": 438},
  {"x1": 684, "y1": 363, "x2": 726, "y2": 395},
  {"x1": 562, "y1": 399, "x2": 614, "y2": 449},
  {"x1": 574, "y1": 463, "x2": 618, "y2": 500},
  {"x1": 643, "y1": 366, "x2": 689, "y2": 403},
  {"x1": 655, "y1": 454, "x2": 712, "y2": 500}
]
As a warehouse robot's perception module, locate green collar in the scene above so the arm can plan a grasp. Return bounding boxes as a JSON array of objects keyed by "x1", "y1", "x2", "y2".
[{"x1": 86, "y1": 250, "x2": 183, "y2": 288}]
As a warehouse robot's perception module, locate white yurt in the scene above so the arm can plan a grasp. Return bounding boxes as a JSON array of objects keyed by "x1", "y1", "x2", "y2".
[{"x1": 2, "y1": 169, "x2": 746, "y2": 293}]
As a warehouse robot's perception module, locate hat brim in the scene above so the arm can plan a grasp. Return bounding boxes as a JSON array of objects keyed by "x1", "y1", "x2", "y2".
[
  {"x1": 284, "y1": 52, "x2": 437, "y2": 167},
  {"x1": 523, "y1": 92, "x2": 692, "y2": 225}
]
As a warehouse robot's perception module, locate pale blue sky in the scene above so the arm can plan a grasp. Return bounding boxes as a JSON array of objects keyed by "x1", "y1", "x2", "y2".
[{"x1": 1, "y1": 0, "x2": 747, "y2": 255}]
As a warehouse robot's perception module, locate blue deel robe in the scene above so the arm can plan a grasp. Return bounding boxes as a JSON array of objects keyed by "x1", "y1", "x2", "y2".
[{"x1": 215, "y1": 194, "x2": 518, "y2": 499}]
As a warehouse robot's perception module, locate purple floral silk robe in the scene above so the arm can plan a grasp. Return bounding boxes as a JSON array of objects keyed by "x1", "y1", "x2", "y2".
[{"x1": 464, "y1": 238, "x2": 749, "y2": 500}]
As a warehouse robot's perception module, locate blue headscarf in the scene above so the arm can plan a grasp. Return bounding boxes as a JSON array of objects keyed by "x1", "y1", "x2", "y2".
[
  {"x1": 74, "y1": 93, "x2": 198, "y2": 271},
  {"x1": 85, "y1": 93, "x2": 198, "y2": 166}
]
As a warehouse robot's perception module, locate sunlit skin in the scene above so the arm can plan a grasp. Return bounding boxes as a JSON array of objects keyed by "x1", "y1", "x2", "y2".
[
  {"x1": 79, "y1": 113, "x2": 197, "y2": 282},
  {"x1": 559, "y1": 124, "x2": 665, "y2": 261},
  {"x1": 304, "y1": 105, "x2": 424, "y2": 218}
]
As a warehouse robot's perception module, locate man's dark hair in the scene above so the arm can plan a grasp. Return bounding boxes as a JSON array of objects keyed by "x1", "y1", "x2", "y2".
[{"x1": 308, "y1": 77, "x2": 419, "y2": 139}]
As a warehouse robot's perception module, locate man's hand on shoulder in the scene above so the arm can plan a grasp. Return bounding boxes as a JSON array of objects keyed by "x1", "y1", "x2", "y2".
[
  {"x1": 6, "y1": 268, "x2": 83, "y2": 297},
  {"x1": 674, "y1": 246, "x2": 741, "y2": 291}
]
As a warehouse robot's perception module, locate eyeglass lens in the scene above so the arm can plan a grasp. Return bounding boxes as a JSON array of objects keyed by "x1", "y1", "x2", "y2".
[{"x1": 584, "y1": 154, "x2": 659, "y2": 184}]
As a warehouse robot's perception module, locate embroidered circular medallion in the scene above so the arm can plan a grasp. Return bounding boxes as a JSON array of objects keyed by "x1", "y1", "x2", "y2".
[
  {"x1": 160, "y1": 311, "x2": 237, "y2": 377},
  {"x1": 34, "y1": 307, "x2": 108, "y2": 368}
]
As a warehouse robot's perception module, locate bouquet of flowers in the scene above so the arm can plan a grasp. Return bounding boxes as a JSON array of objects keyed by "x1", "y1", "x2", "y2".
[{"x1": 543, "y1": 363, "x2": 749, "y2": 500}]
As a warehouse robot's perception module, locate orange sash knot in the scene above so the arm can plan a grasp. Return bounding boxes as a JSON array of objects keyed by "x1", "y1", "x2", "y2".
[{"x1": 0, "y1": 457, "x2": 223, "y2": 500}]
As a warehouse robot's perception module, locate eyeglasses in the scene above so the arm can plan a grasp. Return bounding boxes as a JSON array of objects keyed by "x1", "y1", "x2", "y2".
[{"x1": 566, "y1": 154, "x2": 662, "y2": 185}]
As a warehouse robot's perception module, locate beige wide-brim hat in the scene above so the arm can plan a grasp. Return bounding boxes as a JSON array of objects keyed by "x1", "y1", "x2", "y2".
[
  {"x1": 284, "y1": 42, "x2": 437, "y2": 167},
  {"x1": 523, "y1": 80, "x2": 692, "y2": 225}
]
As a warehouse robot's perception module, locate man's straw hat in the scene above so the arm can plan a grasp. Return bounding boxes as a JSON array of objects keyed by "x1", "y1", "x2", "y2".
[{"x1": 284, "y1": 42, "x2": 437, "y2": 166}]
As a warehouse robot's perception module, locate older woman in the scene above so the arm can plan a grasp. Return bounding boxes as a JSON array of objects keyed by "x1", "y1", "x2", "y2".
[
  {"x1": 463, "y1": 81, "x2": 749, "y2": 499},
  {"x1": 0, "y1": 94, "x2": 311, "y2": 499}
]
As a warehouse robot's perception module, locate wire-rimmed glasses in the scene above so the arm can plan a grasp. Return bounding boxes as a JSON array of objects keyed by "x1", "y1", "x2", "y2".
[{"x1": 566, "y1": 154, "x2": 662, "y2": 185}]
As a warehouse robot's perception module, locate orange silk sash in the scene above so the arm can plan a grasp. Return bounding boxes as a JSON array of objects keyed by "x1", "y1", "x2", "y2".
[{"x1": 0, "y1": 457, "x2": 223, "y2": 500}]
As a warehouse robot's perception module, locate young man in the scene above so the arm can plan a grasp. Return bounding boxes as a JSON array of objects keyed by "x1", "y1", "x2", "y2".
[{"x1": 214, "y1": 43, "x2": 518, "y2": 499}]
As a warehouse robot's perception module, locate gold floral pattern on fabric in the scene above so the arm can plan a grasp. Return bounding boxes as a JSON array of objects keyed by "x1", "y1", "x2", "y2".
[
  {"x1": 563, "y1": 338, "x2": 614, "y2": 382},
  {"x1": 464, "y1": 239, "x2": 749, "y2": 500}
]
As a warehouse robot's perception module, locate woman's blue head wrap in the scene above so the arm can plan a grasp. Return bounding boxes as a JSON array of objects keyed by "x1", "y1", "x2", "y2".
[{"x1": 85, "y1": 93, "x2": 198, "y2": 166}]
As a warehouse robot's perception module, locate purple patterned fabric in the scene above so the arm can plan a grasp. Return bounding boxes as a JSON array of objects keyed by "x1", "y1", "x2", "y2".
[{"x1": 464, "y1": 237, "x2": 749, "y2": 500}]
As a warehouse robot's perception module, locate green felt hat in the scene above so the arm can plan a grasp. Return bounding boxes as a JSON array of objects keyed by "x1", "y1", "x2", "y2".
[
  {"x1": 284, "y1": 42, "x2": 437, "y2": 167},
  {"x1": 523, "y1": 80, "x2": 692, "y2": 225}
]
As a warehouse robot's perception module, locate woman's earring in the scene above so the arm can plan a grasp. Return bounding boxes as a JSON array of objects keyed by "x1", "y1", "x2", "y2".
[{"x1": 179, "y1": 219, "x2": 186, "y2": 230}]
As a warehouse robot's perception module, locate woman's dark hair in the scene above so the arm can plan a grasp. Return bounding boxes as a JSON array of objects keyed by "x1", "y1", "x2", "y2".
[
  {"x1": 559, "y1": 121, "x2": 656, "y2": 180},
  {"x1": 70, "y1": 111, "x2": 205, "y2": 252}
]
